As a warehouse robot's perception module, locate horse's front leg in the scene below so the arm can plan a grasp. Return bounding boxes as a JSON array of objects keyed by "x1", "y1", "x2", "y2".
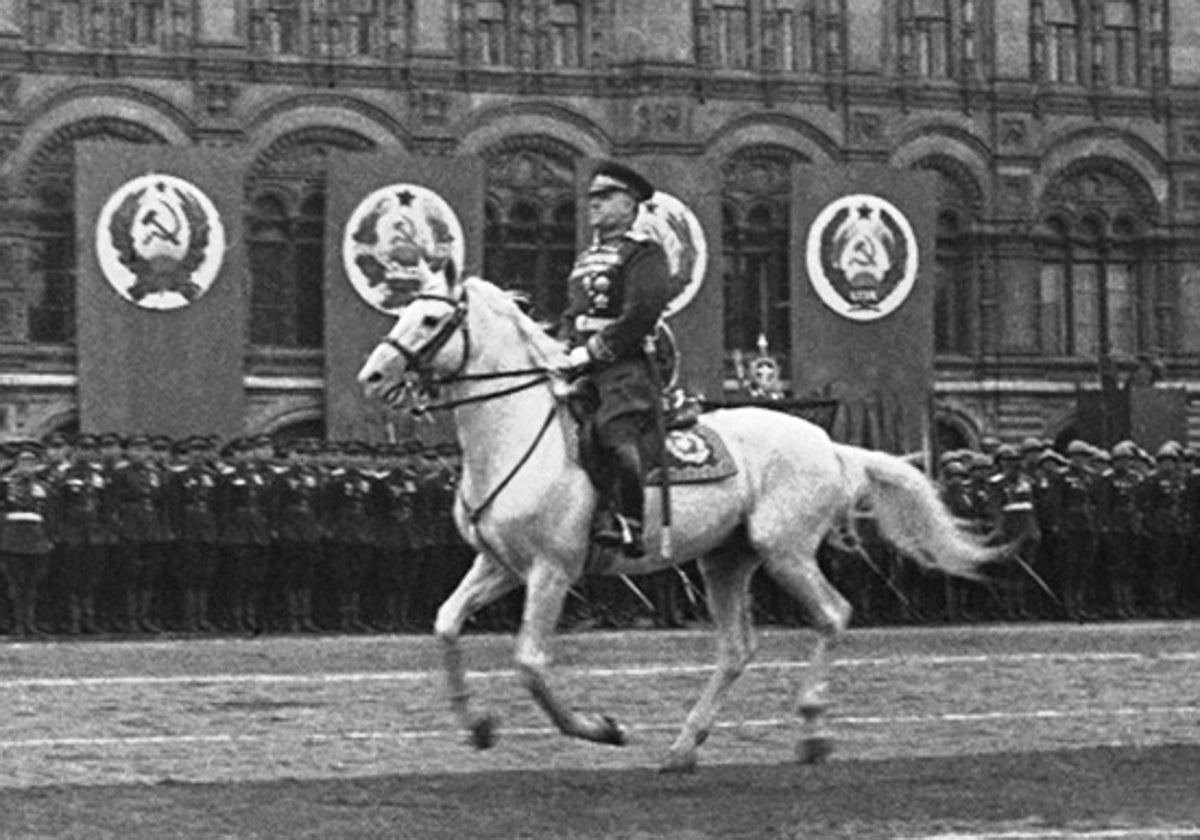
[
  {"x1": 515, "y1": 561, "x2": 627, "y2": 746},
  {"x1": 434, "y1": 553, "x2": 521, "y2": 749}
]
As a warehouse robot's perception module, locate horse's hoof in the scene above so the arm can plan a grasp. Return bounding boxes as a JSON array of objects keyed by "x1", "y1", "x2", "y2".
[
  {"x1": 598, "y1": 715, "x2": 628, "y2": 746},
  {"x1": 469, "y1": 714, "x2": 499, "y2": 750},
  {"x1": 797, "y1": 735, "x2": 834, "y2": 765},
  {"x1": 658, "y1": 752, "x2": 698, "y2": 774}
]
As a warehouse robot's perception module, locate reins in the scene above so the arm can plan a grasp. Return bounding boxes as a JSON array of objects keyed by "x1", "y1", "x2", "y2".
[{"x1": 373, "y1": 283, "x2": 566, "y2": 574}]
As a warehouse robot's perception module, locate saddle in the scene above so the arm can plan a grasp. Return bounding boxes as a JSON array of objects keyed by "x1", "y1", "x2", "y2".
[{"x1": 572, "y1": 389, "x2": 738, "y2": 488}]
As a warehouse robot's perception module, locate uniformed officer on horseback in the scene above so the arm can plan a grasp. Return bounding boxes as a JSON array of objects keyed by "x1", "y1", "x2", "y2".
[{"x1": 559, "y1": 160, "x2": 673, "y2": 558}]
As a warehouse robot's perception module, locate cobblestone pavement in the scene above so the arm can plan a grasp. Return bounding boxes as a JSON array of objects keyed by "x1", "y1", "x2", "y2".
[{"x1": 1, "y1": 621, "x2": 1198, "y2": 789}]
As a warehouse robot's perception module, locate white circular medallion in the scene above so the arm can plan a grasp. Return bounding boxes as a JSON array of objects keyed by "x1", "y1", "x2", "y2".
[
  {"x1": 95, "y1": 174, "x2": 226, "y2": 311},
  {"x1": 342, "y1": 184, "x2": 466, "y2": 314},
  {"x1": 633, "y1": 191, "x2": 708, "y2": 318},
  {"x1": 805, "y1": 193, "x2": 919, "y2": 322}
]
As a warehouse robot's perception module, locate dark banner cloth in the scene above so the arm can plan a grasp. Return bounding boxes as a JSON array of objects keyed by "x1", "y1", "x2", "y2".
[
  {"x1": 324, "y1": 151, "x2": 483, "y2": 443},
  {"x1": 75, "y1": 142, "x2": 247, "y2": 439},
  {"x1": 791, "y1": 165, "x2": 937, "y2": 452}
]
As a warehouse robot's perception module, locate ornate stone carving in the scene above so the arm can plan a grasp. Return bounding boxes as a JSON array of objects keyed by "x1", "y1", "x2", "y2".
[
  {"x1": 410, "y1": 90, "x2": 453, "y2": 127},
  {"x1": 999, "y1": 118, "x2": 1027, "y2": 150},
  {"x1": 197, "y1": 81, "x2": 239, "y2": 117},
  {"x1": 628, "y1": 99, "x2": 692, "y2": 141},
  {"x1": 1179, "y1": 123, "x2": 1200, "y2": 159},
  {"x1": 849, "y1": 111, "x2": 884, "y2": 144}
]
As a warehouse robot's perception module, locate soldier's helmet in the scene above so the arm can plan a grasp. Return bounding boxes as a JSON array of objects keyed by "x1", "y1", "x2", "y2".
[
  {"x1": 942, "y1": 461, "x2": 968, "y2": 479},
  {"x1": 1156, "y1": 441, "x2": 1183, "y2": 461},
  {"x1": 995, "y1": 444, "x2": 1020, "y2": 462},
  {"x1": 74, "y1": 433, "x2": 99, "y2": 451},
  {"x1": 968, "y1": 452, "x2": 994, "y2": 471},
  {"x1": 1019, "y1": 437, "x2": 1043, "y2": 455},
  {"x1": 1111, "y1": 440, "x2": 1138, "y2": 461},
  {"x1": 1066, "y1": 439, "x2": 1091, "y2": 457}
]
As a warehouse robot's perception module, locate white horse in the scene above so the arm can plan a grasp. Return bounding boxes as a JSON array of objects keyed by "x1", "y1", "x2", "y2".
[{"x1": 357, "y1": 266, "x2": 1001, "y2": 773}]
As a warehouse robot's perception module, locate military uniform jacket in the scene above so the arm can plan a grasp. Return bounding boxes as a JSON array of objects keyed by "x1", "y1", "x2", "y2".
[
  {"x1": 1143, "y1": 470, "x2": 1190, "y2": 536},
  {"x1": 167, "y1": 463, "x2": 220, "y2": 544},
  {"x1": 217, "y1": 463, "x2": 271, "y2": 546},
  {"x1": 323, "y1": 467, "x2": 374, "y2": 545},
  {"x1": 111, "y1": 460, "x2": 172, "y2": 543},
  {"x1": 559, "y1": 234, "x2": 672, "y2": 424},
  {"x1": 271, "y1": 464, "x2": 326, "y2": 543},
  {"x1": 1097, "y1": 469, "x2": 1145, "y2": 534},
  {"x1": 1055, "y1": 466, "x2": 1098, "y2": 533},
  {"x1": 0, "y1": 471, "x2": 54, "y2": 555},
  {"x1": 373, "y1": 468, "x2": 418, "y2": 550},
  {"x1": 48, "y1": 461, "x2": 115, "y2": 546}
]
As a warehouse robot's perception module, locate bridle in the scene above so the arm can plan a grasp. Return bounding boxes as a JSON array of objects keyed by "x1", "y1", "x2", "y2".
[
  {"x1": 380, "y1": 290, "x2": 471, "y2": 385},
  {"x1": 370, "y1": 283, "x2": 562, "y2": 549},
  {"x1": 375, "y1": 285, "x2": 555, "y2": 412}
]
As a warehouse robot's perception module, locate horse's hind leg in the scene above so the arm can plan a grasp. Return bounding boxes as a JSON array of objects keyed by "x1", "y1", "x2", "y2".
[
  {"x1": 662, "y1": 551, "x2": 759, "y2": 774},
  {"x1": 434, "y1": 554, "x2": 521, "y2": 749},
  {"x1": 761, "y1": 549, "x2": 851, "y2": 765},
  {"x1": 515, "y1": 560, "x2": 627, "y2": 746}
]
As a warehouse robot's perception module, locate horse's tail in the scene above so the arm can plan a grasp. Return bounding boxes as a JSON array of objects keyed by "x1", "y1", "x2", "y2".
[{"x1": 834, "y1": 444, "x2": 1002, "y2": 580}]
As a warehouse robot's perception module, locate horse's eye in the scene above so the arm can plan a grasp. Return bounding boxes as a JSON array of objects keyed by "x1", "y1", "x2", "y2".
[{"x1": 422, "y1": 315, "x2": 441, "y2": 328}]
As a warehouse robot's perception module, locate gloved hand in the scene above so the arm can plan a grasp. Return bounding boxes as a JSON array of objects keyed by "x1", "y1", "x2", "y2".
[{"x1": 558, "y1": 345, "x2": 591, "y2": 376}]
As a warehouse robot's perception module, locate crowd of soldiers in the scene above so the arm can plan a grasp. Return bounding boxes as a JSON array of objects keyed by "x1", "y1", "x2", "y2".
[
  {"x1": 3, "y1": 430, "x2": 1200, "y2": 639},
  {"x1": 820, "y1": 435, "x2": 1200, "y2": 628},
  {"x1": 0, "y1": 432, "x2": 485, "y2": 638}
]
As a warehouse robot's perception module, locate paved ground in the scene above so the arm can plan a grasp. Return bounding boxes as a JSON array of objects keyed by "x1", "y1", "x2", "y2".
[{"x1": 1, "y1": 621, "x2": 1198, "y2": 838}]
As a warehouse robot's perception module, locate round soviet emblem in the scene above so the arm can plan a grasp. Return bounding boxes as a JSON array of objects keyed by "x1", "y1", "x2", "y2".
[
  {"x1": 342, "y1": 184, "x2": 465, "y2": 314},
  {"x1": 805, "y1": 193, "x2": 919, "y2": 322},
  {"x1": 633, "y1": 191, "x2": 708, "y2": 318},
  {"x1": 95, "y1": 175, "x2": 226, "y2": 311}
]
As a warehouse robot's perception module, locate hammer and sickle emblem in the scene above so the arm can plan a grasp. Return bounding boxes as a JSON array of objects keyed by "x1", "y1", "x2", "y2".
[{"x1": 140, "y1": 192, "x2": 183, "y2": 247}]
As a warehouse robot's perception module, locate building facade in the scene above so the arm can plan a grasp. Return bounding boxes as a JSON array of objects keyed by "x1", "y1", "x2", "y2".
[{"x1": 0, "y1": 0, "x2": 1198, "y2": 449}]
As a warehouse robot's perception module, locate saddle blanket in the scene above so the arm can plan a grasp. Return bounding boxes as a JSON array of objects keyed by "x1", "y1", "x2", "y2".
[{"x1": 646, "y1": 424, "x2": 737, "y2": 486}]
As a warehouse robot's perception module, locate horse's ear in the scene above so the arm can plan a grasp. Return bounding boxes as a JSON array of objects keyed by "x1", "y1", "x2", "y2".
[{"x1": 415, "y1": 258, "x2": 449, "y2": 295}]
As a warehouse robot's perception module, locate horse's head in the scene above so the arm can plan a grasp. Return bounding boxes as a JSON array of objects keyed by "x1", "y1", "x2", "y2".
[{"x1": 358, "y1": 260, "x2": 468, "y2": 406}]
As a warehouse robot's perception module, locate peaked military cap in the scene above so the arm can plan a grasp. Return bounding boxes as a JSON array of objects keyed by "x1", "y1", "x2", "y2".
[
  {"x1": 74, "y1": 433, "x2": 99, "y2": 449},
  {"x1": 98, "y1": 432, "x2": 123, "y2": 448},
  {"x1": 150, "y1": 434, "x2": 173, "y2": 451},
  {"x1": 1019, "y1": 436, "x2": 1044, "y2": 454},
  {"x1": 43, "y1": 432, "x2": 69, "y2": 448},
  {"x1": 124, "y1": 433, "x2": 151, "y2": 448},
  {"x1": 588, "y1": 160, "x2": 655, "y2": 203}
]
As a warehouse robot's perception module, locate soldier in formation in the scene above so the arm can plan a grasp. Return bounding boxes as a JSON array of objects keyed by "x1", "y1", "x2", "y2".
[{"x1": 4, "y1": 430, "x2": 1200, "y2": 637}]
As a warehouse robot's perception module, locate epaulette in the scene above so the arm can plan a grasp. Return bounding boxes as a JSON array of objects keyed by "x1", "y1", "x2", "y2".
[{"x1": 217, "y1": 464, "x2": 237, "y2": 476}]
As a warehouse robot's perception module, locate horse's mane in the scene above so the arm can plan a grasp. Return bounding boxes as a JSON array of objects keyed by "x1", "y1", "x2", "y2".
[{"x1": 462, "y1": 276, "x2": 568, "y2": 368}]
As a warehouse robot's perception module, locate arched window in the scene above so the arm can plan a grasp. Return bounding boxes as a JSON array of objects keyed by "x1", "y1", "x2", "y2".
[
  {"x1": 246, "y1": 129, "x2": 376, "y2": 350},
  {"x1": 24, "y1": 120, "x2": 164, "y2": 345},
  {"x1": 712, "y1": 0, "x2": 751, "y2": 69},
  {"x1": 912, "y1": 0, "x2": 952, "y2": 78},
  {"x1": 721, "y1": 147, "x2": 801, "y2": 393},
  {"x1": 1027, "y1": 164, "x2": 1158, "y2": 361},
  {"x1": 248, "y1": 0, "x2": 409, "y2": 58},
  {"x1": 1045, "y1": 0, "x2": 1082, "y2": 84},
  {"x1": 548, "y1": 1, "x2": 583, "y2": 68},
  {"x1": 914, "y1": 158, "x2": 982, "y2": 357},
  {"x1": 770, "y1": 0, "x2": 818, "y2": 73},
  {"x1": 1104, "y1": 0, "x2": 1141, "y2": 87},
  {"x1": 481, "y1": 142, "x2": 577, "y2": 322},
  {"x1": 475, "y1": 1, "x2": 510, "y2": 66}
]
